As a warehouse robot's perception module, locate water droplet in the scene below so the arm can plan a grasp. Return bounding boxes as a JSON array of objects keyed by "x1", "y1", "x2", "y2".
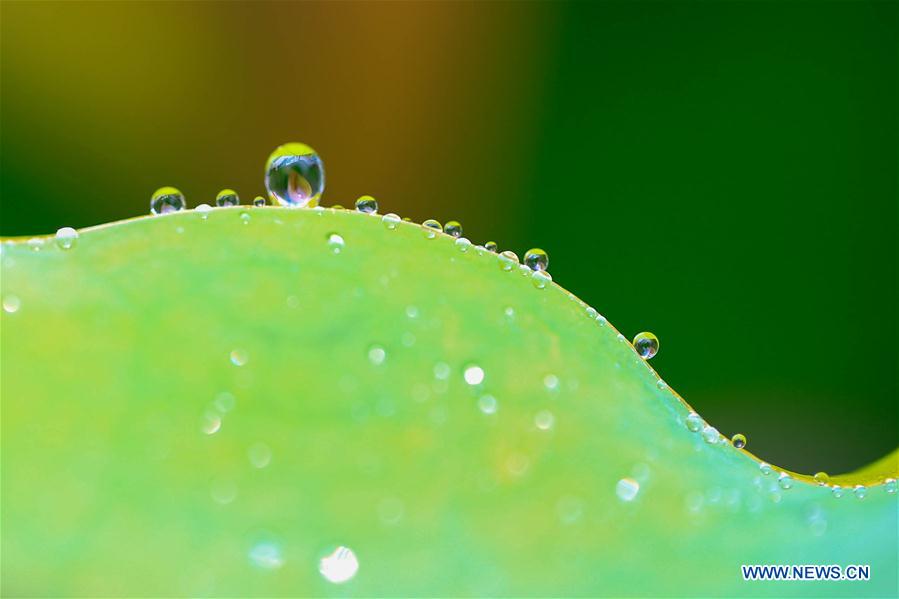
[
  {"x1": 585, "y1": 306, "x2": 598, "y2": 319},
  {"x1": 215, "y1": 189, "x2": 240, "y2": 207},
  {"x1": 883, "y1": 478, "x2": 896, "y2": 494},
  {"x1": 504, "y1": 306, "x2": 515, "y2": 320},
  {"x1": 543, "y1": 374, "x2": 560, "y2": 391},
  {"x1": 519, "y1": 263, "x2": 531, "y2": 277},
  {"x1": 778, "y1": 473, "x2": 793, "y2": 490},
  {"x1": 556, "y1": 496, "x2": 584, "y2": 524},
  {"x1": 759, "y1": 462, "x2": 773, "y2": 476},
  {"x1": 463, "y1": 365, "x2": 485, "y2": 385},
  {"x1": 264, "y1": 142, "x2": 325, "y2": 207},
  {"x1": 248, "y1": 442, "x2": 272, "y2": 468},
  {"x1": 478, "y1": 394, "x2": 498, "y2": 414},
  {"x1": 377, "y1": 497, "x2": 405, "y2": 525},
  {"x1": 381, "y1": 213, "x2": 401, "y2": 230},
  {"x1": 249, "y1": 541, "x2": 284, "y2": 570},
  {"x1": 531, "y1": 270, "x2": 552, "y2": 289},
  {"x1": 454, "y1": 237, "x2": 471, "y2": 252},
  {"x1": 731, "y1": 434, "x2": 747, "y2": 449},
  {"x1": 444, "y1": 220, "x2": 462, "y2": 238},
  {"x1": 245, "y1": 196, "x2": 262, "y2": 207},
  {"x1": 616, "y1": 478, "x2": 640, "y2": 502},
  {"x1": 3, "y1": 295, "x2": 21, "y2": 314},
  {"x1": 319, "y1": 546, "x2": 359, "y2": 584},
  {"x1": 831, "y1": 485, "x2": 844, "y2": 498},
  {"x1": 813, "y1": 472, "x2": 830, "y2": 485},
  {"x1": 210, "y1": 477, "x2": 237, "y2": 504},
  {"x1": 150, "y1": 186, "x2": 186, "y2": 215},
  {"x1": 331, "y1": 204, "x2": 345, "y2": 210},
  {"x1": 200, "y1": 410, "x2": 222, "y2": 435},
  {"x1": 685, "y1": 412, "x2": 703, "y2": 432},
  {"x1": 240, "y1": 212, "x2": 251, "y2": 224},
  {"x1": 327, "y1": 233, "x2": 345, "y2": 254},
  {"x1": 195, "y1": 203, "x2": 212, "y2": 219},
  {"x1": 484, "y1": 241, "x2": 498, "y2": 253},
  {"x1": 853, "y1": 484, "x2": 867, "y2": 499},
  {"x1": 230, "y1": 349, "x2": 248, "y2": 366},
  {"x1": 596, "y1": 314, "x2": 607, "y2": 326},
  {"x1": 656, "y1": 380, "x2": 668, "y2": 390},
  {"x1": 355, "y1": 195, "x2": 378, "y2": 214},
  {"x1": 27, "y1": 237, "x2": 43, "y2": 251},
  {"x1": 524, "y1": 248, "x2": 549, "y2": 271},
  {"x1": 701, "y1": 425, "x2": 720, "y2": 444},
  {"x1": 535, "y1": 410, "x2": 555, "y2": 431},
  {"x1": 405, "y1": 305, "x2": 420, "y2": 319},
  {"x1": 633, "y1": 332, "x2": 659, "y2": 359},
  {"x1": 368, "y1": 345, "x2": 386, "y2": 366},
  {"x1": 422, "y1": 219, "x2": 442, "y2": 239},
  {"x1": 214, "y1": 391, "x2": 236, "y2": 412},
  {"x1": 55, "y1": 227, "x2": 78, "y2": 250},
  {"x1": 498, "y1": 250, "x2": 519, "y2": 271}
]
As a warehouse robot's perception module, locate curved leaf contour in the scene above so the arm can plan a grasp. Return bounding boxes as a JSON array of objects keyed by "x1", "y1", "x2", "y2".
[{"x1": 1, "y1": 207, "x2": 896, "y2": 597}]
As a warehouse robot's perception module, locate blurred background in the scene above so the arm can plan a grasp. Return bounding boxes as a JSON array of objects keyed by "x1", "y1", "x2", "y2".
[{"x1": 1, "y1": 1, "x2": 895, "y2": 474}]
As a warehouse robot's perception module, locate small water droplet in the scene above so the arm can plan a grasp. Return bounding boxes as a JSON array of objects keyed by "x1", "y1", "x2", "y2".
[
  {"x1": 831, "y1": 485, "x2": 844, "y2": 498},
  {"x1": 331, "y1": 204, "x2": 345, "y2": 210},
  {"x1": 377, "y1": 497, "x2": 405, "y2": 525},
  {"x1": 535, "y1": 410, "x2": 555, "y2": 431},
  {"x1": 230, "y1": 349, "x2": 248, "y2": 366},
  {"x1": 463, "y1": 365, "x2": 485, "y2": 385},
  {"x1": 685, "y1": 412, "x2": 703, "y2": 432},
  {"x1": 556, "y1": 495, "x2": 584, "y2": 524},
  {"x1": 633, "y1": 332, "x2": 659, "y2": 359},
  {"x1": 759, "y1": 462, "x2": 773, "y2": 476},
  {"x1": 596, "y1": 314, "x2": 607, "y2": 326},
  {"x1": 27, "y1": 237, "x2": 43, "y2": 251},
  {"x1": 250, "y1": 196, "x2": 265, "y2": 207},
  {"x1": 327, "y1": 233, "x2": 345, "y2": 254},
  {"x1": 543, "y1": 374, "x2": 560, "y2": 391},
  {"x1": 381, "y1": 213, "x2": 401, "y2": 230},
  {"x1": 731, "y1": 433, "x2": 747, "y2": 449},
  {"x1": 248, "y1": 442, "x2": 272, "y2": 468},
  {"x1": 195, "y1": 203, "x2": 212, "y2": 219},
  {"x1": 778, "y1": 473, "x2": 793, "y2": 490},
  {"x1": 368, "y1": 345, "x2": 386, "y2": 366},
  {"x1": 355, "y1": 195, "x2": 378, "y2": 214},
  {"x1": 55, "y1": 227, "x2": 78, "y2": 250},
  {"x1": 498, "y1": 250, "x2": 519, "y2": 271},
  {"x1": 214, "y1": 391, "x2": 236, "y2": 412},
  {"x1": 484, "y1": 241, "x2": 498, "y2": 253},
  {"x1": 286, "y1": 295, "x2": 300, "y2": 309},
  {"x1": 265, "y1": 142, "x2": 325, "y2": 207},
  {"x1": 454, "y1": 237, "x2": 471, "y2": 252},
  {"x1": 422, "y1": 219, "x2": 442, "y2": 239},
  {"x1": 150, "y1": 186, "x2": 186, "y2": 215},
  {"x1": 3, "y1": 295, "x2": 21, "y2": 314},
  {"x1": 210, "y1": 477, "x2": 237, "y2": 504},
  {"x1": 524, "y1": 248, "x2": 549, "y2": 271},
  {"x1": 216, "y1": 189, "x2": 240, "y2": 207},
  {"x1": 478, "y1": 394, "x2": 498, "y2": 414},
  {"x1": 813, "y1": 472, "x2": 830, "y2": 485},
  {"x1": 444, "y1": 220, "x2": 462, "y2": 238},
  {"x1": 249, "y1": 541, "x2": 284, "y2": 570},
  {"x1": 701, "y1": 425, "x2": 720, "y2": 444},
  {"x1": 853, "y1": 484, "x2": 866, "y2": 499},
  {"x1": 319, "y1": 546, "x2": 359, "y2": 584},
  {"x1": 531, "y1": 270, "x2": 552, "y2": 289},
  {"x1": 405, "y1": 305, "x2": 420, "y2": 319},
  {"x1": 200, "y1": 410, "x2": 222, "y2": 435},
  {"x1": 657, "y1": 380, "x2": 668, "y2": 390},
  {"x1": 883, "y1": 478, "x2": 896, "y2": 494},
  {"x1": 585, "y1": 306, "x2": 598, "y2": 319},
  {"x1": 616, "y1": 478, "x2": 640, "y2": 502},
  {"x1": 504, "y1": 306, "x2": 515, "y2": 319},
  {"x1": 240, "y1": 211, "x2": 251, "y2": 224}
]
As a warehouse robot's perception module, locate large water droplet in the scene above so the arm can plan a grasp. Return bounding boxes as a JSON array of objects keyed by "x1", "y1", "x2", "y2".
[
  {"x1": 633, "y1": 332, "x2": 659, "y2": 359},
  {"x1": 498, "y1": 250, "x2": 519, "y2": 271},
  {"x1": 731, "y1": 433, "x2": 747, "y2": 449},
  {"x1": 616, "y1": 478, "x2": 640, "y2": 502},
  {"x1": 327, "y1": 233, "x2": 345, "y2": 254},
  {"x1": 216, "y1": 189, "x2": 240, "y2": 207},
  {"x1": 55, "y1": 227, "x2": 78, "y2": 250},
  {"x1": 264, "y1": 142, "x2": 325, "y2": 207},
  {"x1": 150, "y1": 186, "x2": 185, "y2": 215},
  {"x1": 444, "y1": 220, "x2": 463, "y2": 238},
  {"x1": 355, "y1": 196, "x2": 378, "y2": 214},
  {"x1": 524, "y1": 248, "x2": 548, "y2": 271},
  {"x1": 381, "y1": 213, "x2": 401, "y2": 230},
  {"x1": 422, "y1": 219, "x2": 442, "y2": 239},
  {"x1": 319, "y1": 546, "x2": 359, "y2": 584}
]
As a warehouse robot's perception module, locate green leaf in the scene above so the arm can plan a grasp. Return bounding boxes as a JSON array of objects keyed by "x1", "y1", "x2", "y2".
[{"x1": 2, "y1": 207, "x2": 896, "y2": 596}]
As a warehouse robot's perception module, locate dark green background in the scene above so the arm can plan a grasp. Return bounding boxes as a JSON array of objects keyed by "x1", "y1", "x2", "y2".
[{"x1": 1, "y1": 1, "x2": 895, "y2": 473}]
